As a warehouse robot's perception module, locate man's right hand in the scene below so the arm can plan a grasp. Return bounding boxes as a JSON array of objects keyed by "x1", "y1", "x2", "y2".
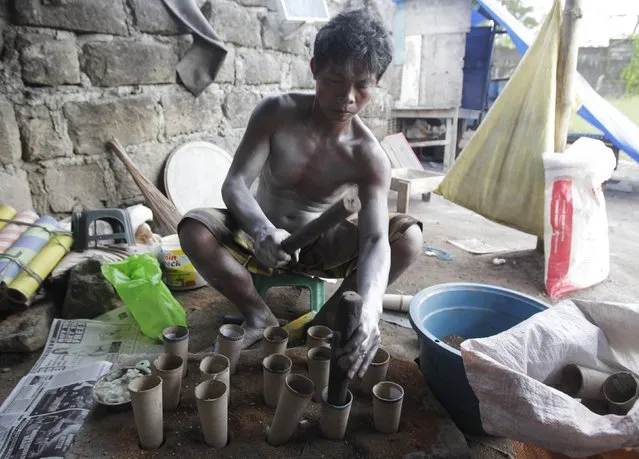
[{"x1": 254, "y1": 228, "x2": 295, "y2": 268}]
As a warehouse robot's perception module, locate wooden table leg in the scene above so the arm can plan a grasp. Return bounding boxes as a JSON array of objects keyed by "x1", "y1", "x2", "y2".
[{"x1": 397, "y1": 180, "x2": 411, "y2": 214}]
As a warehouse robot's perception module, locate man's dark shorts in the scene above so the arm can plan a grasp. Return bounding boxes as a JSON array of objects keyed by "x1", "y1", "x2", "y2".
[{"x1": 178, "y1": 208, "x2": 422, "y2": 278}]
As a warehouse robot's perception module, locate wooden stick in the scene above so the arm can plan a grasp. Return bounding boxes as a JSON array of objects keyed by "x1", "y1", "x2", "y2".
[
  {"x1": 555, "y1": 0, "x2": 584, "y2": 153},
  {"x1": 281, "y1": 194, "x2": 361, "y2": 254},
  {"x1": 327, "y1": 291, "x2": 362, "y2": 406},
  {"x1": 538, "y1": 0, "x2": 583, "y2": 253}
]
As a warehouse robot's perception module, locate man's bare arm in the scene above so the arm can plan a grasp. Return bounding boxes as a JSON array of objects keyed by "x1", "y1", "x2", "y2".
[
  {"x1": 339, "y1": 143, "x2": 392, "y2": 378},
  {"x1": 221, "y1": 97, "x2": 279, "y2": 239}
]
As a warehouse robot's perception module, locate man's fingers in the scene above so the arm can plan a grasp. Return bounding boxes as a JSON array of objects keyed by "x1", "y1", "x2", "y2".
[
  {"x1": 274, "y1": 251, "x2": 291, "y2": 267},
  {"x1": 335, "y1": 327, "x2": 366, "y2": 358},
  {"x1": 357, "y1": 336, "x2": 381, "y2": 379},
  {"x1": 347, "y1": 352, "x2": 366, "y2": 379}
]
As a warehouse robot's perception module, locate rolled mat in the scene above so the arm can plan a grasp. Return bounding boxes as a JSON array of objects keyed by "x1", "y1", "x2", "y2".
[
  {"x1": 0, "y1": 205, "x2": 17, "y2": 232},
  {"x1": 8, "y1": 232, "x2": 73, "y2": 305},
  {"x1": 0, "y1": 216, "x2": 58, "y2": 285},
  {"x1": 0, "y1": 210, "x2": 39, "y2": 254}
]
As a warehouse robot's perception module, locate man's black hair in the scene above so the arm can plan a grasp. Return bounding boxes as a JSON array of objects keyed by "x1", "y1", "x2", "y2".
[{"x1": 313, "y1": 8, "x2": 393, "y2": 81}]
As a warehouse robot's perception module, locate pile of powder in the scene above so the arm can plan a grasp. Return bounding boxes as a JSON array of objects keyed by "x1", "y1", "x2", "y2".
[{"x1": 94, "y1": 368, "x2": 145, "y2": 405}]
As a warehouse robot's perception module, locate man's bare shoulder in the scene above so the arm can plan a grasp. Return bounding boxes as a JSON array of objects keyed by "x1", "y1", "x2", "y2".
[
  {"x1": 252, "y1": 93, "x2": 313, "y2": 123},
  {"x1": 352, "y1": 117, "x2": 392, "y2": 184}
]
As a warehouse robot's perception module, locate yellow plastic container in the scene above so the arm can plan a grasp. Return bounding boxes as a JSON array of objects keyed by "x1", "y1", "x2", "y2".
[{"x1": 160, "y1": 234, "x2": 207, "y2": 291}]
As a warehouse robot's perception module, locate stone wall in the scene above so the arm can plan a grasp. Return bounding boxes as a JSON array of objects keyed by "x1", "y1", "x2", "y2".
[
  {"x1": 491, "y1": 39, "x2": 634, "y2": 98},
  {"x1": 0, "y1": 0, "x2": 396, "y2": 215}
]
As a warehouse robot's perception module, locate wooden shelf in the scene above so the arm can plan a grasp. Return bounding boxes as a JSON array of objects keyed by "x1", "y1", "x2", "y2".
[{"x1": 408, "y1": 139, "x2": 448, "y2": 147}]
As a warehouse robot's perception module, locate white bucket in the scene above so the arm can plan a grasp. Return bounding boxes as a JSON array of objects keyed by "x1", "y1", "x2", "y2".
[{"x1": 160, "y1": 234, "x2": 207, "y2": 291}]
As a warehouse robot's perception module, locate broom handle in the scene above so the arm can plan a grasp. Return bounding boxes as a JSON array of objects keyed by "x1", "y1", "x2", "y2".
[{"x1": 107, "y1": 138, "x2": 152, "y2": 192}]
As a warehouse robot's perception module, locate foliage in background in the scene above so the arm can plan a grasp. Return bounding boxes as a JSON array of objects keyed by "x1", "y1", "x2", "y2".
[
  {"x1": 494, "y1": 0, "x2": 540, "y2": 48},
  {"x1": 621, "y1": 36, "x2": 639, "y2": 95}
]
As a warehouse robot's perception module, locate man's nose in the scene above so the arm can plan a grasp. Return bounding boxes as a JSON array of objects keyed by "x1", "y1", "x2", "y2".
[{"x1": 337, "y1": 85, "x2": 356, "y2": 104}]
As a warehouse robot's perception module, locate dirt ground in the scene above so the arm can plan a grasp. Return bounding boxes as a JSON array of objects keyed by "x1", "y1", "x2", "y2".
[{"x1": 0, "y1": 161, "x2": 637, "y2": 458}]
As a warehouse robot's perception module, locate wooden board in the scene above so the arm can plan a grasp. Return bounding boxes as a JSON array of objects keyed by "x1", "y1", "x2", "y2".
[
  {"x1": 380, "y1": 133, "x2": 423, "y2": 170},
  {"x1": 419, "y1": 33, "x2": 467, "y2": 108},
  {"x1": 164, "y1": 141, "x2": 233, "y2": 214},
  {"x1": 399, "y1": 35, "x2": 422, "y2": 107}
]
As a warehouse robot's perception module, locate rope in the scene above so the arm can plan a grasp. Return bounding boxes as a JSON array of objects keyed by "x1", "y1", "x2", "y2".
[
  {"x1": 0, "y1": 253, "x2": 44, "y2": 284},
  {"x1": 0, "y1": 218, "x2": 73, "y2": 284},
  {"x1": 0, "y1": 218, "x2": 73, "y2": 237}
]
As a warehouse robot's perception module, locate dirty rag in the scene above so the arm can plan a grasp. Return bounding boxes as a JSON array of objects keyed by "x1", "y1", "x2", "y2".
[{"x1": 162, "y1": 0, "x2": 227, "y2": 96}]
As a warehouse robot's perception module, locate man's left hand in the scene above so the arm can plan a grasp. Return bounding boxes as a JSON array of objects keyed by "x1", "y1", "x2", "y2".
[{"x1": 336, "y1": 307, "x2": 382, "y2": 379}]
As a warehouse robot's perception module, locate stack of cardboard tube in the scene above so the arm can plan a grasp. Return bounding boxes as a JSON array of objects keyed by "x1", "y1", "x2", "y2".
[
  {"x1": 262, "y1": 323, "x2": 405, "y2": 446},
  {"x1": 124, "y1": 317, "x2": 409, "y2": 451},
  {"x1": 557, "y1": 364, "x2": 639, "y2": 415}
]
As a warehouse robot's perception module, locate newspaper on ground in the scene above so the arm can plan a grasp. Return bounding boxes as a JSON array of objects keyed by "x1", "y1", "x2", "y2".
[{"x1": 0, "y1": 309, "x2": 163, "y2": 458}]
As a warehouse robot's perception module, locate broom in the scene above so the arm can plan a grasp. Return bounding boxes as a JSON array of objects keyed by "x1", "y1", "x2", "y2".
[{"x1": 107, "y1": 138, "x2": 182, "y2": 237}]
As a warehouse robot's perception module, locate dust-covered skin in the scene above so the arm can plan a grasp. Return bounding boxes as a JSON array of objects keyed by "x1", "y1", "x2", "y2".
[{"x1": 179, "y1": 10, "x2": 422, "y2": 379}]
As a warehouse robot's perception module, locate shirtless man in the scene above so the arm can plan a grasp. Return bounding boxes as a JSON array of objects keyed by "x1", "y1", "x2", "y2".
[{"x1": 178, "y1": 9, "x2": 423, "y2": 379}]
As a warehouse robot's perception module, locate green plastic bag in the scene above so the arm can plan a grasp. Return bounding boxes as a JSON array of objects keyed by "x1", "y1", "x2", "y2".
[{"x1": 101, "y1": 253, "x2": 187, "y2": 341}]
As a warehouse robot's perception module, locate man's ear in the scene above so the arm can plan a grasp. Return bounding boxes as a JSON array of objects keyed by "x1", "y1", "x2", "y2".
[{"x1": 310, "y1": 57, "x2": 317, "y2": 79}]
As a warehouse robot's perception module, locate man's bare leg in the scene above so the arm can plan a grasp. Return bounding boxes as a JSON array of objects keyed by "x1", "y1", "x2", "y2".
[
  {"x1": 179, "y1": 219, "x2": 279, "y2": 348},
  {"x1": 312, "y1": 224, "x2": 423, "y2": 328}
]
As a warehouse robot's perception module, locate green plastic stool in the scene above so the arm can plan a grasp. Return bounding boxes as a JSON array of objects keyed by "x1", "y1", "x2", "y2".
[{"x1": 252, "y1": 273, "x2": 326, "y2": 313}]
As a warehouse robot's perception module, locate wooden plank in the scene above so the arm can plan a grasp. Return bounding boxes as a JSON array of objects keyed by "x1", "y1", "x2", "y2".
[
  {"x1": 419, "y1": 33, "x2": 466, "y2": 109},
  {"x1": 399, "y1": 35, "x2": 422, "y2": 106},
  {"x1": 380, "y1": 133, "x2": 423, "y2": 170},
  {"x1": 408, "y1": 139, "x2": 448, "y2": 148},
  {"x1": 392, "y1": 107, "x2": 457, "y2": 118},
  {"x1": 443, "y1": 117, "x2": 455, "y2": 169}
]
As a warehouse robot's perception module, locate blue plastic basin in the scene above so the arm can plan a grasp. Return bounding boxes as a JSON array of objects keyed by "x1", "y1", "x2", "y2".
[{"x1": 409, "y1": 283, "x2": 549, "y2": 435}]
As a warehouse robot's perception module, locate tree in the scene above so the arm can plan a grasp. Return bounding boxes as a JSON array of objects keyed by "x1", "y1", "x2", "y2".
[
  {"x1": 501, "y1": 0, "x2": 539, "y2": 28},
  {"x1": 621, "y1": 36, "x2": 639, "y2": 95},
  {"x1": 492, "y1": 0, "x2": 540, "y2": 48}
]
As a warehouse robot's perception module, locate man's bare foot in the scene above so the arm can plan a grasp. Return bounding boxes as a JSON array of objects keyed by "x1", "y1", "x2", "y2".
[{"x1": 240, "y1": 312, "x2": 279, "y2": 349}]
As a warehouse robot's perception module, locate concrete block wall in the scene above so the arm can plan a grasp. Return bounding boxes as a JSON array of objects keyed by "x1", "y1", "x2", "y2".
[
  {"x1": 0, "y1": 0, "x2": 397, "y2": 215},
  {"x1": 491, "y1": 39, "x2": 634, "y2": 98}
]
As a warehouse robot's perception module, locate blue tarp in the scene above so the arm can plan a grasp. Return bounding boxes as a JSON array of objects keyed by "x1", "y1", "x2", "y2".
[
  {"x1": 462, "y1": 26, "x2": 495, "y2": 111},
  {"x1": 474, "y1": 0, "x2": 639, "y2": 162}
]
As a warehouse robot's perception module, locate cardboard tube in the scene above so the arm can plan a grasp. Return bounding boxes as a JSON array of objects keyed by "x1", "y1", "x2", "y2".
[
  {"x1": 382, "y1": 294, "x2": 413, "y2": 313},
  {"x1": 195, "y1": 379, "x2": 228, "y2": 448},
  {"x1": 306, "y1": 325, "x2": 332, "y2": 349},
  {"x1": 162, "y1": 326, "x2": 189, "y2": 378},
  {"x1": 372, "y1": 381, "x2": 404, "y2": 434},
  {"x1": 152, "y1": 354, "x2": 184, "y2": 411},
  {"x1": 307, "y1": 346, "x2": 331, "y2": 403},
  {"x1": 128, "y1": 375, "x2": 163, "y2": 450},
  {"x1": 560, "y1": 364, "x2": 611, "y2": 400},
  {"x1": 262, "y1": 326, "x2": 289, "y2": 358},
  {"x1": 199, "y1": 354, "x2": 230, "y2": 390},
  {"x1": 603, "y1": 372, "x2": 639, "y2": 415},
  {"x1": 216, "y1": 324, "x2": 244, "y2": 375},
  {"x1": 267, "y1": 374, "x2": 315, "y2": 446},
  {"x1": 320, "y1": 387, "x2": 352, "y2": 440},
  {"x1": 262, "y1": 353, "x2": 292, "y2": 408},
  {"x1": 361, "y1": 348, "x2": 390, "y2": 394}
]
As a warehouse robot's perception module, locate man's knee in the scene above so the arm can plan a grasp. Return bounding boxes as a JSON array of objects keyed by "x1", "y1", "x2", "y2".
[
  {"x1": 178, "y1": 219, "x2": 214, "y2": 259},
  {"x1": 391, "y1": 223, "x2": 423, "y2": 265}
]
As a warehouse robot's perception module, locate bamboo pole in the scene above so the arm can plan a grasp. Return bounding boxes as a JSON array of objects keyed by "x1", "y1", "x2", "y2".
[
  {"x1": 537, "y1": 0, "x2": 584, "y2": 252},
  {"x1": 555, "y1": 0, "x2": 584, "y2": 153}
]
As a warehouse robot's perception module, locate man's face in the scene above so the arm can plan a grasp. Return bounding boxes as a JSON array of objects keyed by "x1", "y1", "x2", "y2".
[{"x1": 312, "y1": 59, "x2": 377, "y2": 123}]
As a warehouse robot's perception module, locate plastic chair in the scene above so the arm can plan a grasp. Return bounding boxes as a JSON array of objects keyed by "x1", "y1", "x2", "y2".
[
  {"x1": 252, "y1": 273, "x2": 326, "y2": 313},
  {"x1": 71, "y1": 209, "x2": 135, "y2": 251}
]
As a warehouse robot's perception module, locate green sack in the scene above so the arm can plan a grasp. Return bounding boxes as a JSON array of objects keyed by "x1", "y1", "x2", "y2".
[{"x1": 101, "y1": 253, "x2": 187, "y2": 341}]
